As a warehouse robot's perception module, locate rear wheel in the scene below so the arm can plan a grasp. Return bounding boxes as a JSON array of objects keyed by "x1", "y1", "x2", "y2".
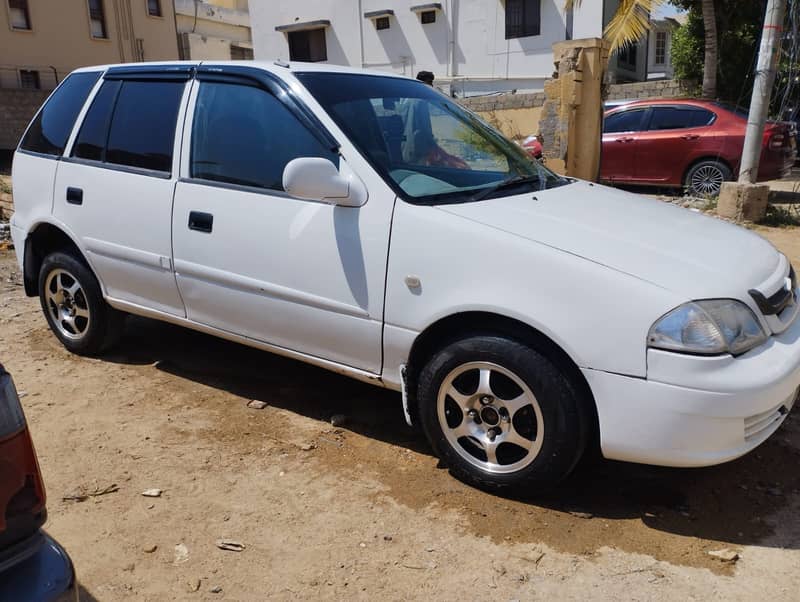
[
  {"x1": 38, "y1": 252, "x2": 123, "y2": 355},
  {"x1": 685, "y1": 160, "x2": 732, "y2": 196},
  {"x1": 417, "y1": 335, "x2": 589, "y2": 492}
]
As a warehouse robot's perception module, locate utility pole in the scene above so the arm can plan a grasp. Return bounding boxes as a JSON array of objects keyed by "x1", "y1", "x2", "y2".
[{"x1": 738, "y1": 0, "x2": 787, "y2": 184}]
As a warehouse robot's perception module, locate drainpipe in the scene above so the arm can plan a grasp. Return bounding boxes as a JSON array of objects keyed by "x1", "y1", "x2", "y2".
[
  {"x1": 357, "y1": 0, "x2": 365, "y2": 67},
  {"x1": 448, "y1": 0, "x2": 457, "y2": 78}
]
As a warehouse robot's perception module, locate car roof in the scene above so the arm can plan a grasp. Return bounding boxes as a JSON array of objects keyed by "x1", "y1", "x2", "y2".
[
  {"x1": 605, "y1": 98, "x2": 719, "y2": 113},
  {"x1": 71, "y1": 60, "x2": 412, "y2": 81}
]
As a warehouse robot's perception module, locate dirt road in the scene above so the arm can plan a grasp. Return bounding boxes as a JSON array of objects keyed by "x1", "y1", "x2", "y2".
[{"x1": 1, "y1": 226, "x2": 799, "y2": 600}]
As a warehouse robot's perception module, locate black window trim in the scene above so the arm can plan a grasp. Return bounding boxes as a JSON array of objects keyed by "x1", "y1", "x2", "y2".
[
  {"x1": 60, "y1": 155, "x2": 172, "y2": 179},
  {"x1": 179, "y1": 176, "x2": 299, "y2": 199}
]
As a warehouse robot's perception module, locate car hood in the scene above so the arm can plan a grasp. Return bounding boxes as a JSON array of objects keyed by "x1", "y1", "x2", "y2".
[{"x1": 436, "y1": 181, "x2": 781, "y2": 298}]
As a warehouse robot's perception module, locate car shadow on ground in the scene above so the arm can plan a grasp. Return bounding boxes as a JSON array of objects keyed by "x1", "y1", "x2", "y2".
[{"x1": 103, "y1": 315, "x2": 800, "y2": 551}]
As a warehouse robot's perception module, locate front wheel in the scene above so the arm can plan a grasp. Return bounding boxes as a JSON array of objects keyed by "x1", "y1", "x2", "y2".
[
  {"x1": 417, "y1": 335, "x2": 589, "y2": 492},
  {"x1": 38, "y1": 252, "x2": 123, "y2": 355}
]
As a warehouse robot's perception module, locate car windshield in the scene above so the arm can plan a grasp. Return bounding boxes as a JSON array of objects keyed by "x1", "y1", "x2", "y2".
[{"x1": 295, "y1": 72, "x2": 569, "y2": 204}]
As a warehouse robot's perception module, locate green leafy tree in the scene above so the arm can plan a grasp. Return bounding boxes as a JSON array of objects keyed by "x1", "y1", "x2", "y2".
[{"x1": 670, "y1": 0, "x2": 768, "y2": 105}]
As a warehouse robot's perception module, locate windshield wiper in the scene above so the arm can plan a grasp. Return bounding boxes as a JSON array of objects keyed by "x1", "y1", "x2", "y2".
[{"x1": 467, "y1": 174, "x2": 541, "y2": 203}]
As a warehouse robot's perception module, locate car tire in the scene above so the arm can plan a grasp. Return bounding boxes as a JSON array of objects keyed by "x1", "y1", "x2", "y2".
[
  {"x1": 38, "y1": 252, "x2": 123, "y2": 355},
  {"x1": 685, "y1": 160, "x2": 732, "y2": 196},
  {"x1": 417, "y1": 335, "x2": 589, "y2": 492}
]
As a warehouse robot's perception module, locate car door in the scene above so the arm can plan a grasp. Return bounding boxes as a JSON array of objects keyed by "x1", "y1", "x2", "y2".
[
  {"x1": 54, "y1": 67, "x2": 192, "y2": 316},
  {"x1": 634, "y1": 105, "x2": 715, "y2": 185},
  {"x1": 600, "y1": 107, "x2": 649, "y2": 184},
  {"x1": 171, "y1": 69, "x2": 391, "y2": 374}
]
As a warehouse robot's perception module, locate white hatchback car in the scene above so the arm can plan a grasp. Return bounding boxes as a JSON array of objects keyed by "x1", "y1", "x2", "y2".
[{"x1": 10, "y1": 61, "x2": 800, "y2": 490}]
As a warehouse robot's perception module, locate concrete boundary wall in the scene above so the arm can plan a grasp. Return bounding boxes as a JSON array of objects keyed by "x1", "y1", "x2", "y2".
[{"x1": 0, "y1": 88, "x2": 50, "y2": 150}]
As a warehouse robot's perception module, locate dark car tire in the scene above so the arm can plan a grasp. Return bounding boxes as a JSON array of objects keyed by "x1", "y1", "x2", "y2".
[
  {"x1": 38, "y1": 252, "x2": 123, "y2": 355},
  {"x1": 685, "y1": 160, "x2": 732, "y2": 196},
  {"x1": 417, "y1": 335, "x2": 590, "y2": 492}
]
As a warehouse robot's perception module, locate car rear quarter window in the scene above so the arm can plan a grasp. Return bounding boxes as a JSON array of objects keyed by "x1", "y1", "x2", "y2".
[
  {"x1": 603, "y1": 109, "x2": 646, "y2": 133},
  {"x1": 190, "y1": 81, "x2": 338, "y2": 191},
  {"x1": 19, "y1": 71, "x2": 101, "y2": 156},
  {"x1": 72, "y1": 80, "x2": 121, "y2": 161},
  {"x1": 105, "y1": 80, "x2": 185, "y2": 173}
]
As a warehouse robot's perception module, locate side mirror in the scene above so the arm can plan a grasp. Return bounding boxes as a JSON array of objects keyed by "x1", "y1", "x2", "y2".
[{"x1": 282, "y1": 157, "x2": 367, "y2": 207}]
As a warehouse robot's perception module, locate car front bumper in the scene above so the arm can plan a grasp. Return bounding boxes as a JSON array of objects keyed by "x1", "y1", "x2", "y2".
[
  {"x1": 584, "y1": 306, "x2": 800, "y2": 467},
  {"x1": 0, "y1": 531, "x2": 77, "y2": 602}
]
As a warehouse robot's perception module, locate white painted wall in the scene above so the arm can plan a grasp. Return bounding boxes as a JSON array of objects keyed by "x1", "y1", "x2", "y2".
[{"x1": 251, "y1": 0, "x2": 609, "y2": 95}]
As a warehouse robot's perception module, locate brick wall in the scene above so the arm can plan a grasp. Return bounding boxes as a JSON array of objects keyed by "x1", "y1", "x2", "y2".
[
  {"x1": 0, "y1": 88, "x2": 50, "y2": 150},
  {"x1": 604, "y1": 79, "x2": 698, "y2": 101}
]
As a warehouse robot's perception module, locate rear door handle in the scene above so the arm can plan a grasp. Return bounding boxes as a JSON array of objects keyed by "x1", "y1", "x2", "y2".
[
  {"x1": 616, "y1": 137, "x2": 635, "y2": 143},
  {"x1": 66, "y1": 187, "x2": 83, "y2": 205},
  {"x1": 188, "y1": 211, "x2": 213, "y2": 233},
  {"x1": 681, "y1": 134, "x2": 700, "y2": 140}
]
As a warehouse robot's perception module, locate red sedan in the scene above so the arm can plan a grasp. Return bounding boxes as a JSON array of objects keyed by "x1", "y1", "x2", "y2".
[{"x1": 600, "y1": 99, "x2": 797, "y2": 195}]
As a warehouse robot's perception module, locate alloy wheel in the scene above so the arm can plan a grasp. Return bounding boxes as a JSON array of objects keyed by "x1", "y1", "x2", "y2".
[
  {"x1": 44, "y1": 269, "x2": 91, "y2": 341},
  {"x1": 690, "y1": 164, "x2": 725, "y2": 195},
  {"x1": 437, "y1": 361, "x2": 545, "y2": 474}
]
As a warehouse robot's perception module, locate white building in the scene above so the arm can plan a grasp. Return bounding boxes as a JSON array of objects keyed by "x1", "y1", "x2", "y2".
[
  {"x1": 645, "y1": 15, "x2": 684, "y2": 81},
  {"x1": 175, "y1": 0, "x2": 253, "y2": 60},
  {"x1": 250, "y1": 0, "x2": 649, "y2": 96}
]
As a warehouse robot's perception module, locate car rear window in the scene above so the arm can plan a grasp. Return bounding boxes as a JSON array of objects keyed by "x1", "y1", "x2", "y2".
[
  {"x1": 19, "y1": 71, "x2": 101, "y2": 156},
  {"x1": 105, "y1": 80, "x2": 185, "y2": 173}
]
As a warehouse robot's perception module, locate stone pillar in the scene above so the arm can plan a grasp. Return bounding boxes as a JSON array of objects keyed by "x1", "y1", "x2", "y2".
[
  {"x1": 539, "y1": 38, "x2": 610, "y2": 180},
  {"x1": 717, "y1": 182, "x2": 769, "y2": 222}
]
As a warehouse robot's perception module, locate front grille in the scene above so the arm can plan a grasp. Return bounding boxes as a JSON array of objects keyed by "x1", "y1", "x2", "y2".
[{"x1": 745, "y1": 388, "x2": 798, "y2": 442}]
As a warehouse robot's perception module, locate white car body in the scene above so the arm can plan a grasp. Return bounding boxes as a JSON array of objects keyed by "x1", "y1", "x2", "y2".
[{"x1": 10, "y1": 61, "x2": 800, "y2": 470}]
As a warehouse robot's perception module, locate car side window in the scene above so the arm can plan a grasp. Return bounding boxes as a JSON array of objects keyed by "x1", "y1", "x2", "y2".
[
  {"x1": 19, "y1": 71, "x2": 101, "y2": 156},
  {"x1": 603, "y1": 109, "x2": 646, "y2": 134},
  {"x1": 72, "y1": 80, "x2": 121, "y2": 161},
  {"x1": 648, "y1": 107, "x2": 692, "y2": 131},
  {"x1": 190, "y1": 81, "x2": 339, "y2": 191},
  {"x1": 105, "y1": 80, "x2": 185, "y2": 173}
]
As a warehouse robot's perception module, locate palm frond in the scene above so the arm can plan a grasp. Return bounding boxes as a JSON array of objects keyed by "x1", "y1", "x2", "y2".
[{"x1": 603, "y1": 0, "x2": 666, "y2": 53}]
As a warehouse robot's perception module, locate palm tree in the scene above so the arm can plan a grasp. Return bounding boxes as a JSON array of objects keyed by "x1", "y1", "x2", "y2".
[
  {"x1": 700, "y1": 0, "x2": 717, "y2": 98},
  {"x1": 565, "y1": 0, "x2": 668, "y2": 54}
]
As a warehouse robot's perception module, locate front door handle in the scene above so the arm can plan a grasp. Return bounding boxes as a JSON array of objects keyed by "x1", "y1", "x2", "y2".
[
  {"x1": 616, "y1": 137, "x2": 635, "y2": 143},
  {"x1": 188, "y1": 211, "x2": 213, "y2": 233},
  {"x1": 681, "y1": 134, "x2": 700, "y2": 140},
  {"x1": 66, "y1": 187, "x2": 83, "y2": 205}
]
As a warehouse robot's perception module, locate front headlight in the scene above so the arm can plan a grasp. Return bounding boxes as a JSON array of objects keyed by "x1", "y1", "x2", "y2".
[{"x1": 648, "y1": 299, "x2": 767, "y2": 356}]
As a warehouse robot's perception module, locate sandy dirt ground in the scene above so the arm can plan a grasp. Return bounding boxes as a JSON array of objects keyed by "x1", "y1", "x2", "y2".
[{"x1": 1, "y1": 225, "x2": 800, "y2": 601}]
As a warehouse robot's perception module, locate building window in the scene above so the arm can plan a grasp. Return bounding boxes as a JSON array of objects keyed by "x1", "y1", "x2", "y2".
[
  {"x1": 376, "y1": 16, "x2": 390, "y2": 30},
  {"x1": 505, "y1": 0, "x2": 541, "y2": 39},
  {"x1": 654, "y1": 31, "x2": 667, "y2": 65},
  {"x1": 618, "y1": 43, "x2": 638, "y2": 70},
  {"x1": 19, "y1": 69, "x2": 40, "y2": 89},
  {"x1": 88, "y1": 0, "x2": 107, "y2": 38},
  {"x1": 420, "y1": 10, "x2": 436, "y2": 24},
  {"x1": 8, "y1": 0, "x2": 31, "y2": 30},
  {"x1": 230, "y1": 45, "x2": 254, "y2": 60},
  {"x1": 147, "y1": 0, "x2": 162, "y2": 17},
  {"x1": 288, "y1": 29, "x2": 327, "y2": 62}
]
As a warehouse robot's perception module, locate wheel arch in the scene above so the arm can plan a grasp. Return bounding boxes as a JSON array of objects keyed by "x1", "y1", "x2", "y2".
[
  {"x1": 22, "y1": 221, "x2": 93, "y2": 297},
  {"x1": 405, "y1": 311, "x2": 599, "y2": 443}
]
